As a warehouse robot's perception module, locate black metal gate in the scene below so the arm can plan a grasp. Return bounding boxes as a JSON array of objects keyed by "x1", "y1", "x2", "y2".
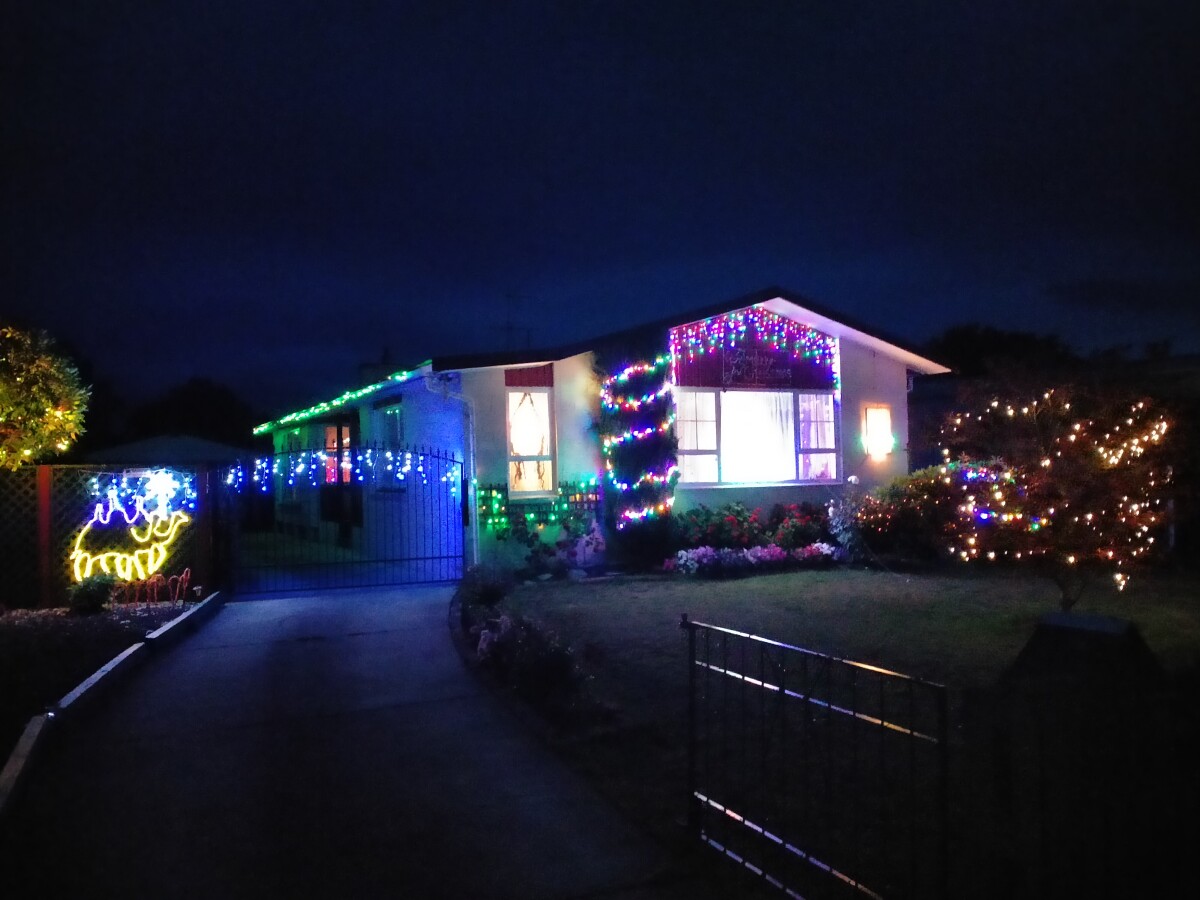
[
  {"x1": 681, "y1": 615, "x2": 948, "y2": 900},
  {"x1": 218, "y1": 445, "x2": 465, "y2": 593}
]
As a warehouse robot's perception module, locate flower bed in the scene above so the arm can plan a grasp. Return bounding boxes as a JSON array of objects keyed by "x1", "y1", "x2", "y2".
[
  {"x1": 666, "y1": 541, "x2": 846, "y2": 577},
  {"x1": 673, "y1": 501, "x2": 832, "y2": 549},
  {"x1": 665, "y1": 501, "x2": 847, "y2": 576}
]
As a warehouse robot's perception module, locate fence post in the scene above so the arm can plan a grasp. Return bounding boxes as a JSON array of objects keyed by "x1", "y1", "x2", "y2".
[
  {"x1": 937, "y1": 686, "x2": 950, "y2": 900},
  {"x1": 36, "y1": 465, "x2": 53, "y2": 609},
  {"x1": 195, "y1": 470, "x2": 214, "y2": 592},
  {"x1": 682, "y1": 613, "x2": 698, "y2": 836}
]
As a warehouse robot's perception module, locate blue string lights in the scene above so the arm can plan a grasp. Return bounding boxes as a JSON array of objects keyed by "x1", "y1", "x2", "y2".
[{"x1": 224, "y1": 448, "x2": 461, "y2": 496}]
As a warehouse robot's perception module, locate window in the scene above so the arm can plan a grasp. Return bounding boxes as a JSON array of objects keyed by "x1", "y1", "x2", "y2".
[
  {"x1": 676, "y1": 390, "x2": 718, "y2": 483},
  {"x1": 324, "y1": 423, "x2": 352, "y2": 484},
  {"x1": 507, "y1": 389, "x2": 554, "y2": 493},
  {"x1": 677, "y1": 389, "x2": 838, "y2": 484},
  {"x1": 798, "y1": 393, "x2": 838, "y2": 480},
  {"x1": 380, "y1": 404, "x2": 404, "y2": 447}
]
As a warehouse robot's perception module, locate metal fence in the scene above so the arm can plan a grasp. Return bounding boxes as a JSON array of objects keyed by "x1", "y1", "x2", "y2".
[
  {"x1": 681, "y1": 615, "x2": 949, "y2": 900},
  {"x1": 218, "y1": 444, "x2": 465, "y2": 593}
]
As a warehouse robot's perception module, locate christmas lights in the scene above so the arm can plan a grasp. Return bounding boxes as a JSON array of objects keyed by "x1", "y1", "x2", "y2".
[
  {"x1": 476, "y1": 479, "x2": 600, "y2": 536},
  {"x1": 253, "y1": 365, "x2": 427, "y2": 435},
  {"x1": 930, "y1": 390, "x2": 1172, "y2": 598},
  {"x1": 70, "y1": 492, "x2": 191, "y2": 582},
  {"x1": 599, "y1": 359, "x2": 679, "y2": 529},
  {"x1": 224, "y1": 448, "x2": 461, "y2": 495},
  {"x1": 668, "y1": 307, "x2": 839, "y2": 395}
]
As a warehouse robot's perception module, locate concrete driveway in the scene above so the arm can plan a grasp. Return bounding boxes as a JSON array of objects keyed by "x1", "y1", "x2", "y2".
[{"x1": 0, "y1": 587, "x2": 718, "y2": 898}]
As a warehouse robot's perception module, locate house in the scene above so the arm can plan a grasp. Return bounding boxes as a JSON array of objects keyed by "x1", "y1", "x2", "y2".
[{"x1": 250, "y1": 287, "x2": 949, "y2": 572}]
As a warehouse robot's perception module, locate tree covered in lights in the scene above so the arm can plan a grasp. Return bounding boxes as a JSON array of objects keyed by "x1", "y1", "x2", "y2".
[
  {"x1": 597, "y1": 356, "x2": 679, "y2": 565},
  {"x1": 0, "y1": 325, "x2": 90, "y2": 470},
  {"x1": 933, "y1": 387, "x2": 1171, "y2": 609}
]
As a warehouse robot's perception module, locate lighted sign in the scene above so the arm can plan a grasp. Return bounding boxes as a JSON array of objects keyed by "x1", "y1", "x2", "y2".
[{"x1": 70, "y1": 469, "x2": 193, "y2": 582}]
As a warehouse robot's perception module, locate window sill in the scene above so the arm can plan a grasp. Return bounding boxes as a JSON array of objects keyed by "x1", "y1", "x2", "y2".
[
  {"x1": 677, "y1": 480, "x2": 840, "y2": 489},
  {"x1": 508, "y1": 491, "x2": 559, "y2": 501}
]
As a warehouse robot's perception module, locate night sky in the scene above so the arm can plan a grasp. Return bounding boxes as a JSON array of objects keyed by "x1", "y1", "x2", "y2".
[{"x1": 4, "y1": 1, "x2": 1198, "y2": 417}]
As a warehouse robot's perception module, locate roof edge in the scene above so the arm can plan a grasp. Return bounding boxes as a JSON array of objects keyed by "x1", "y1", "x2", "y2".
[{"x1": 252, "y1": 361, "x2": 432, "y2": 435}]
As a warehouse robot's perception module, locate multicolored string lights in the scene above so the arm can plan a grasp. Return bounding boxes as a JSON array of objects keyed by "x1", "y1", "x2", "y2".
[
  {"x1": 668, "y1": 307, "x2": 839, "y2": 382},
  {"x1": 599, "y1": 356, "x2": 679, "y2": 529},
  {"x1": 936, "y1": 390, "x2": 1171, "y2": 591}
]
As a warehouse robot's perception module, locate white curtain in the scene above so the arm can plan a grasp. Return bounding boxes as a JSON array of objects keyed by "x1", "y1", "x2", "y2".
[
  {"x1": 508, "y1": 391, "x2": 553, "y2": 491},
  {"x1": 720, "y1": 391, "x2": 796, "y2": 483},
  {"x1": 797, "y1": 394, "x2": 835, "y2": 449}
]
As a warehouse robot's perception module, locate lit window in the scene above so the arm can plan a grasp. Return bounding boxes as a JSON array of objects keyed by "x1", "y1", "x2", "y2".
[
  {"x1": 676, "y1": 390, "x2": 718, "y2": 483},
  {"x1": 676, "y1": 389, "x2": 838, "y2": 484},
  {"x1": 324, "y1": 424, "x2": 352, "y2": 484},
  {"x1": 721, "y1": 391, "x2": 796, "y2": 483},
  {"x1": 508, "y1": 390, "x2": 554, "y2": 493},
  {"x1": 798, "y1": 394, "x2": 837, "y2": 481},
  {"x1": 862, "y1": 405, "x2": 894, "y2": 461}
]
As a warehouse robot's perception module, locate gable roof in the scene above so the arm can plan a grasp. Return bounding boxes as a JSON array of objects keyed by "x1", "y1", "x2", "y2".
[
  {"x1": 576, "y1": 286, "x2": 950, "y2": 375},
  {"x1": 255, "y1": 286, "x2": 949, "y2": 433}
]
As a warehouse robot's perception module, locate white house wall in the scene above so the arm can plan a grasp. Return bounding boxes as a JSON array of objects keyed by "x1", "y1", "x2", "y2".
[
  {"x1": 460, "y1": 351, "x2": 602, "y2": 488},
  {"x1": 551, "y1": 352, "x2": 604, "y2": 483},
  {"x1": 837, "y1": 339, "x2": 911, "y2": 491}
]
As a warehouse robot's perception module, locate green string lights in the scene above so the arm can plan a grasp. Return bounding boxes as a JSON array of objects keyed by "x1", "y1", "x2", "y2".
[
  {"x1": 477, "y1": 479, "x2": 600, "y2": 538},
  {"x1": 252, "y1": 364, "x2": 429, "y2": 435}
]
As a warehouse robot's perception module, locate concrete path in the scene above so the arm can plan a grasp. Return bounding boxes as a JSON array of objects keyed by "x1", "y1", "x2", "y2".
[{"x1": 0, "y1": 587, "x2": 718, "y2": 898}]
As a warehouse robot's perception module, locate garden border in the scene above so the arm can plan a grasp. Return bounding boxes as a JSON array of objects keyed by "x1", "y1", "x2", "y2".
[{"x1": 0, "y1": 591, "x2": 225, "y2": 822}]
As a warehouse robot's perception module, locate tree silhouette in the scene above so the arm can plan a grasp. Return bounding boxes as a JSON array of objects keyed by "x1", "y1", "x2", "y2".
[{"x1": 124, "y1": 377, "x2": 262, "y2": 446}]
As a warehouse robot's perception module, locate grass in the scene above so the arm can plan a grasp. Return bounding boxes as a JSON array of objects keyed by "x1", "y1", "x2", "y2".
[
  {"x1": 0, "y1": 602, "x2": 191, "y2": 762},
  {"x1": 493, "y1": 566, "x2": 1200, "y2": 895},
  {"x1": 505, "y1": 566, "x2": 1200, "y2": 691}
]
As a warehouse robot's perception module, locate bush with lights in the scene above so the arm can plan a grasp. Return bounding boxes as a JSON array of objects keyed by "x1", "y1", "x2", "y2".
[{"x1": 862, "y1": 387, "x2": 1173, "y2": 609}]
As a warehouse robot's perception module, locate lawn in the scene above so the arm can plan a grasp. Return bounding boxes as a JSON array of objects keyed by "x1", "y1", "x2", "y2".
[
  {"x1": 0, "y1": 603, "x2": 190, "y2": 763},
  {"x1": 491, "y1": 566, "x2": 1200, "y2": 896}
]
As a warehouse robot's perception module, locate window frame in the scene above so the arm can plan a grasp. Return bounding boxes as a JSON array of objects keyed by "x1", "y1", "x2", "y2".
[
  {"x1": 675, "y1": 388, "x2": 721, "y2": 484},
  {"x1": 506, "y1": 387, "x2": 557, "y2": 497},
  {"x1": 675, "y1": 387, "x2": 839, "y2": 486}
]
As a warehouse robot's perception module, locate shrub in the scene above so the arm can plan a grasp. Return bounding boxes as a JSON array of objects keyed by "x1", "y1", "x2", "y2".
[
  {"x1": 456, "y1": 564, "x2": 515, "y2": 612},
  {"x1": 67, "y1": 575, "x2": 117, "y2": 615},
  {"x1": 674, "y1": 501, "x2": 832, "y2": 552},
  {"x1": 673, "y1": 502, "x2": 763, "y2": 549},
  {"x1": 609, "y1": 515, "x2": 675, "y2": 571},
  {"x1": 828, "y1": 491, "x2": 869, "y2": 563},
  {"x1": 475, "y1": 613, "x2": 581, "y2": 710},
  {"x1": 855, "y1": 466, "x2": 964, "y2": 563},
  {"x1": 768, "y1": 502, "x2": 830, "y2": 549}
]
